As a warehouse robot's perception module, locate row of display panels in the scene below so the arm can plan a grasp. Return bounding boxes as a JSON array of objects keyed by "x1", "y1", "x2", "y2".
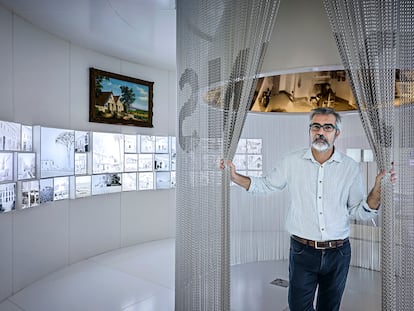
[
  {"x1": 0, "y1": 151, "x2": 176, "y2": 182},
  {"x1": 0, "y1": 171, "x2": 176, "y2": 213},
  {"x1": 0, "y1": 120, "x2": 264, "y2": 213},
  {"x1": 0, "y1": 121, "x2": 263, "y2": 181},
  {"x1": 1, "y1": 120, "x2": 263, "y2": 154}
]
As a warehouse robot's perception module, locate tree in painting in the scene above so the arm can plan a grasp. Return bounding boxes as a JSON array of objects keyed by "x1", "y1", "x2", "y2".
[{"x1": 120, "y1": 85, "x2": 136, "y2": 112}]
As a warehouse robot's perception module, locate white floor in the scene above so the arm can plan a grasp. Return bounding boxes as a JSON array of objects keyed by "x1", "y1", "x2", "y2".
[{"x1": 0, "y1": 238, "x2": 381, "y2": 311}]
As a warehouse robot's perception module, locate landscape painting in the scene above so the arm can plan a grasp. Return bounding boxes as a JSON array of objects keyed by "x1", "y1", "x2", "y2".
[{"x1": 89, "y1": 68, "x2": 153, "y2": 127}]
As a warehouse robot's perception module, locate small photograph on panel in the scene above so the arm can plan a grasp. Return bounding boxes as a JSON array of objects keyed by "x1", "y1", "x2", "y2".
[
  {"x1": 0, "y1": 152, "x2": 13, "y2": 182},
  {"x1": 139, "y1": 135, "x2": 155, "y2": 153},
  {"x1": 75, "y1": 175, "x2": 91, "y2": 198},
  {"x1": 154, "y1": 154, "x2": 170, "y2": 171},
  {"x1": 54, "y1": 176, "x2": 70, "y2": 201},
  {"x1": 21, "y1": 125, "x2": 33, "y2": 151},
  {"x1": 92, "y1": 132, "x2": 124, "y2": 174},
  {"x1": 124, "y1": 154, "x2": 138, "y2": 172},
  {"x1": 124, "y1": 134, "x2": 137, "y2": 153},
  {"x1": 39, "y1": 178, "x2": 54, "y2": 204},
  {"x1": 21, "y1": 180, "x2": 40, "y2": 209},
  {"x1": 138, "y1": 172, "x2": 154, "y2": 190},
  {"x1": 236, "y1": 138, "x2": 247, "y2": 154},
  {"x1": 138, "y1": 153, "x2": 153, "y2": 171},
  {"x1": 156, "y1": 171, "x2": 171, "y2": 189},
  {"x1": 122, "y1": 172, "x2": 137, "y2": 191},
  {"x1": 0, "y1": 121, "x2": 21, "y2": 151},
  {"x1": 247, "y1": 154, "x2": 263, "y2": 170},
  {"x1": 75, "y1": 153, "x2": 87, "y2": 175},
  {"x1": 17, "y1": 152, "x2": 36, "y2": 180},
  {"x1": 155, "y1": 136, "x2": 169, "y2": 153},
  {"x1": 233, "y1": 154, "x2": 247, "y2": 171},
  {"x1": 170, "y1": 171, "x2": 176, "y2": 188},
  {"x1": 92, "y1": 173, "x2": 122, "y2": 195},
  {"x1": 246, "y1": 138, "x2": 262, "y2": 154},
  {"x1": 40, "y1": 127, "x2": 75, "y2": 178},
  {"x1": 0, "y1": 182, "x2": 16, "y2": 213},
  {"x1": 74, "y1": 131, "x2": 90, "y2": 153}
]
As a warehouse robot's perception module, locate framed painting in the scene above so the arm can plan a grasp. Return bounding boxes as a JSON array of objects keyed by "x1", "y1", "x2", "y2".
[{"x1": 89, "y1": 67, "x2": 154, "y2": 128}]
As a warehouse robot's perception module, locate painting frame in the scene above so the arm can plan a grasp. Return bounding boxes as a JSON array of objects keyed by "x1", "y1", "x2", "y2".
[{"x1": 89, "y1": 67, "x2": 154, "y2": 128}]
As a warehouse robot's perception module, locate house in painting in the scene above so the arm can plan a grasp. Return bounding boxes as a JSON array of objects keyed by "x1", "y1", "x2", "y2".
[{"x1": 95, "y1": 92, "x2": 124, "y2": 115}]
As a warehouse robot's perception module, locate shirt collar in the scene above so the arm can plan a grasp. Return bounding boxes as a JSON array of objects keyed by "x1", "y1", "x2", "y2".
[{"x1": 304, "y1": 147, "x2": 343, "y2": 164}]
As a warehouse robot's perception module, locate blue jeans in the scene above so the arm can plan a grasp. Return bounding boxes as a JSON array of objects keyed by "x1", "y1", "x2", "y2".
[{"x1": 288, "y1": 237, "x2": 351, "y2": 311}]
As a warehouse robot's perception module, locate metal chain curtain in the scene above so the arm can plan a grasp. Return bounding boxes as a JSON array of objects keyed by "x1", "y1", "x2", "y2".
[
  {"x1": 175, "y1": 1, "x2": 280, "y2": 310},
  {"x1": 324, "y1": 1, "x2": 414, "y2": 310},
  {"x1": 395, "y1": 2, "x2": 414, "y2": 309}
]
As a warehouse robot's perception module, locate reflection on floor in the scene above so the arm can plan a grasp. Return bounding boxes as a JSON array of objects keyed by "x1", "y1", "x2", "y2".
[{"x1": 0, "y1": 238, "x2": 380, "y2": 311}]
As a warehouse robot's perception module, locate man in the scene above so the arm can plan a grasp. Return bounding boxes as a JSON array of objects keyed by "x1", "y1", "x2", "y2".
[{"x1": 220, "y1": 107, "x2": 396, "y2": 311}]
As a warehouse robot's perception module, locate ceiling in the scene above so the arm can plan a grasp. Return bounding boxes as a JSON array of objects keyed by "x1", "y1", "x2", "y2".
[{"x1": 0, "y1": 0, "x2": 177, "y2": 71}]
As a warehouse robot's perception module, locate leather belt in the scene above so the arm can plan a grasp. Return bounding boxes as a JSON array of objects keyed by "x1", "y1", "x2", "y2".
[{"x1": 291, "y1": 235, "x2": 348, "y2": 250}]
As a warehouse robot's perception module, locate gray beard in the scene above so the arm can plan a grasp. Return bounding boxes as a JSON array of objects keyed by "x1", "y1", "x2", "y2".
[{"x1": 312, "y1": 141, "x2": 330, "y2": 152}]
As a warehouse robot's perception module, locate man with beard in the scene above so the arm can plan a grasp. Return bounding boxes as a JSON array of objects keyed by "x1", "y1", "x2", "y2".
[{"x1": 220, "y1": 107, "x2": 396, "y2": 311}]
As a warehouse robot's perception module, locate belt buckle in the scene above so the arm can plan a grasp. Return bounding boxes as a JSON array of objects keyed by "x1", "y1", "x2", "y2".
[{"x1": 315, "y1": 241, "x2": 332, "y2": 249}]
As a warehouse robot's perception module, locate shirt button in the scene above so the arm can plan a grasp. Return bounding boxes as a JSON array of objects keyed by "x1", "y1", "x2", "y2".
[
  {"x1": 320, "y1": 212, "x2": 323, "y2": 215},
  {"x1": 319, "y1": 180, "x2": 322, "y2": 183},
  {"x1": 321, "y1": 228, "x2": 325, "y2": 231},
  {"x1": 319, "y1": 196, "x2": 322, "y2": 199}
]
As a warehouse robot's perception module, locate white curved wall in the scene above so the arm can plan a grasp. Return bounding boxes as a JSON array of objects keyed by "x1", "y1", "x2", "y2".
[{"x1": 0, "y1": 5, "x2": 176, "y2": 300}]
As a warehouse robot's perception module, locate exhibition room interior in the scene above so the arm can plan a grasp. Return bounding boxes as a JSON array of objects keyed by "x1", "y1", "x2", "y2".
[{"x1": 0, "y1": 0, "x2": 410, "y2": 311}]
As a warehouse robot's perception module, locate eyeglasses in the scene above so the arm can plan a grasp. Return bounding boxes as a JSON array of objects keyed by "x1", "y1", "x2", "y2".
[{"x1": 309, "y1": 123, "x2": 338, "y2": 132}]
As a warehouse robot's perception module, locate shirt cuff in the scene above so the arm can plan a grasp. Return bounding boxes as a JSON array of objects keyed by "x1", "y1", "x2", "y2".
[{"x1": 363, "y1": 203, "x2": 379, "y2": 214}]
